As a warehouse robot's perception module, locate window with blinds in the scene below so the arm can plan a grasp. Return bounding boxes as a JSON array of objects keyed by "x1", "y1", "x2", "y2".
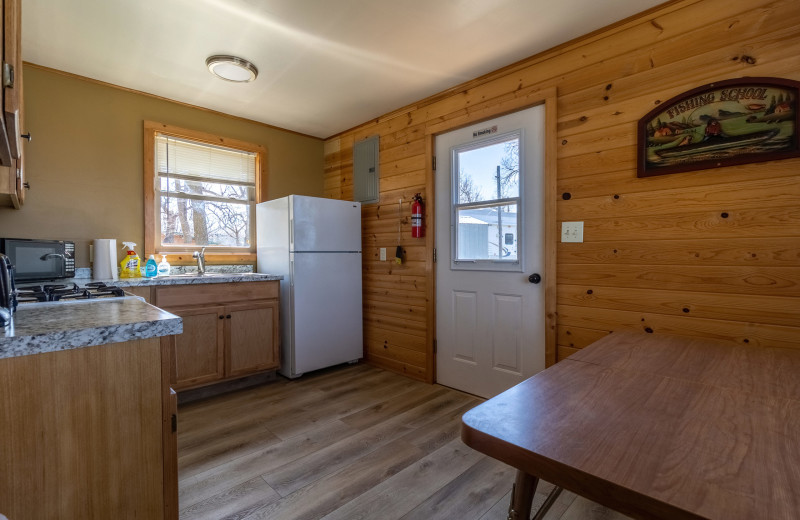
[{"x1": 155, "y1": 133, "x2": 257, "y2": 250}]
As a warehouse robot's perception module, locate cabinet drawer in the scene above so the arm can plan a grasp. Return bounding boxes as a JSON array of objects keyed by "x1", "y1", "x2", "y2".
[{"x1": 155, "y1": 281, "x2": 279, "y2": 307}]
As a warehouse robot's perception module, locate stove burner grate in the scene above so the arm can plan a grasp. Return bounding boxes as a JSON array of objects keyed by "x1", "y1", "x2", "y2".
[{"x1": 16, "y1": 282, "x2": 127, "y2": 303}]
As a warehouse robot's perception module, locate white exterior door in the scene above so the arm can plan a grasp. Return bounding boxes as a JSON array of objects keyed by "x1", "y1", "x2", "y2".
[{"x1": 435, "y1": 105, "x2": 545, "y2": 398}]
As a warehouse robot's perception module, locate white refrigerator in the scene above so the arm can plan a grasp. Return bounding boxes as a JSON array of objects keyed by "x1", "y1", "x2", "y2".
[{"x1": 256, "y1": 195, "x2": 363, "y2": 378}]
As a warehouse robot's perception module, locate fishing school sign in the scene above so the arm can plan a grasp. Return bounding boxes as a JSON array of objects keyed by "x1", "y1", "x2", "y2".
[{"x1": 637, "y1": 77, "x2": 800, "y2": 177}]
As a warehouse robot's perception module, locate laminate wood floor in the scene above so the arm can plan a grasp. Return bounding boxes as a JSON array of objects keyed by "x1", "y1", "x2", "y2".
[{"x1": 178, "y1": 363, "x2": 633, "y2": 520}]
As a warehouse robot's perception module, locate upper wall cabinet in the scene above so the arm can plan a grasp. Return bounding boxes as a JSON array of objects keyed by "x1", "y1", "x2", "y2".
[{"x1": 0, "y1": 0, "x2": 25, "y2": 208}]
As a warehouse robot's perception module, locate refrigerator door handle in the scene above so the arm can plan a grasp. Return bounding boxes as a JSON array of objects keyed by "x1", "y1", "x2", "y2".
[
  {"x1": 289, "y1": 254, "x2": 294, "y2": 286},
  {"x1": 289, "y1": 218, "x2": 294, "y2": 251}
]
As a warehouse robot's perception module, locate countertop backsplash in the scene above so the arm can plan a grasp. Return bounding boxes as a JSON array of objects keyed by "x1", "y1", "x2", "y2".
[{"x1": 76, "y1": 264, "x2": 254, "y2": 280}]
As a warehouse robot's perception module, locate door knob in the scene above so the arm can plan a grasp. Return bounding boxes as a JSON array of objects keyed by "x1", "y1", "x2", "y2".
[{"x1": 528, "y1": 273, "x2": 541, "y2": 284}]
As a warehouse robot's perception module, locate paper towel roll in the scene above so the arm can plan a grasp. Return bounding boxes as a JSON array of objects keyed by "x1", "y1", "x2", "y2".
[{"x1": 93, "y1": 239, "x2": 118, "y2": 280}]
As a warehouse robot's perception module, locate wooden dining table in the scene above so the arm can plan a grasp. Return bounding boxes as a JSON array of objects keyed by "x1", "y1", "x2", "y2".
[{"x1": 461, "y1": 331, "x2": 800, "y2": 520}]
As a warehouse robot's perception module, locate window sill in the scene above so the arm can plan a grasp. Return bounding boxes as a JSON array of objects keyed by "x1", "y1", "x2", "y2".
[{"x1": 148, "y1": 251, "x2": 256, "y2": 266}]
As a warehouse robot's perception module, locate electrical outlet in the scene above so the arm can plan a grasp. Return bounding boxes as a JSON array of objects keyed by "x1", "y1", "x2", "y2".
[
  {"x1": 379, "y1": 247, "x2": 386, "y2": 261},
  {"x1": 561, "y1": 221, "x2": 584, "y2": 243}
]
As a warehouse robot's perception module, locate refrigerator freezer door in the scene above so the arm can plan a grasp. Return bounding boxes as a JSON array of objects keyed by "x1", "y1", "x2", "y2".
[
  {"x1": 289, "y1": 252, "x2": 363, "y2": 377},
  {"x1": 291, "y1": 195, "x2": 362, "y2": 252}
]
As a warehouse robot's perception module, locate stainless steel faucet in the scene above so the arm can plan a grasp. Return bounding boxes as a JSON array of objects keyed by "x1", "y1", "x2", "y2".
[{"x1": 192, "y1": 247, "x2": 206, "y2": 274}]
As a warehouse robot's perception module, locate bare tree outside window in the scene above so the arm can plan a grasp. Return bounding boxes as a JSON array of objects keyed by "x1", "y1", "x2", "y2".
[
  {"x1": 160, "y1": 178, "x2": 252, "y2": 247},
  {"x1": 458, "y1": 170, "x2": 482, "y2": 203},
  {"x1": 498, "y1": 140, "x2": 519, "y2": 200}
]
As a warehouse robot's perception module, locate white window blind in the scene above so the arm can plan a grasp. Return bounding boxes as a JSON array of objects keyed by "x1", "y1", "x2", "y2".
[
  {"x1": 155, "y1": 134, "x2": 256, "y2": 185},
  {"x1": 155, "y1": 133, "x2": 257, "y2": 250}
]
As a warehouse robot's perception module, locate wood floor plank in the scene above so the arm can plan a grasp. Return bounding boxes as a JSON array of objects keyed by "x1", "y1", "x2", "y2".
[
  {"x1": 318, "y1": 438, "x2": 485, "y2": 520},
  {"x1": 179, "y1": 419, "x2": 357, "y2": 509},
  {"x1": 178, "y1": 364, "x2": 630, "y2": 520},
  {"x1": 263, "y1": 389, "x2": 480, "y2": 497},
  {"x1": 339, "y1": 382, "x2": 448, "y2": 431},
  {"x1": 559, "y1": 494, "x2": 634, "y2": 520},
  {"x1": 400, "y1": 456, "x2": 516, "y2": 520},
  {"x1": 178, "y1": 389, "x2": 326, "y2": 451},
  {"x1": 178, "y1": 363, "x2": 372, "y2": 429},
  {"x1": 178, "y1": 422, "x2": 282, "y2": 480},
  {"x1": 476, "y1": 486, "x2": 577, "y2": 520},
  {"x1": 240, "y1": 440, "x2": 425, "y2": 520},
  {"x1": 478, "y1": 489, "x2": 513, "y2": 520},
  {"x1": 404, "y1": 399, "x2": 482, "y2": 453},
  {"x1": 179, "y1": 365, "x2": 383, "y2": 447},
  {"x1": 178, "y1": 476, "x2": 278, "y2": 520},
  {"x1": 264, "y1": 374, "x2": 418, "y2": 440}
]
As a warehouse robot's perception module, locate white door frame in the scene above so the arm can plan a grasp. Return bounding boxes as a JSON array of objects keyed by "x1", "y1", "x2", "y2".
[{"x1": 424, "y1": 88, "x2": 558, "y2": 381}]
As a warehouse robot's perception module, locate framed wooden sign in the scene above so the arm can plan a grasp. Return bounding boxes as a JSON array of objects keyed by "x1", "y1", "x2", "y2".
[{"x1": 638, "y1": 77, "x2": 799, "y2": 177}]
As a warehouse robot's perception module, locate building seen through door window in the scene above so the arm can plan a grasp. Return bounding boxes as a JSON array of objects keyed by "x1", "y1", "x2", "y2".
[{"x1": 451, "y1": 132, "x2": 521, "y2": 267}]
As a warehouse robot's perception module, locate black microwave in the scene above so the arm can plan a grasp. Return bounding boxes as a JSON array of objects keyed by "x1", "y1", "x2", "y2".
[{"x1": 0, "y1": 238, "x2": 75, "y2": 282}]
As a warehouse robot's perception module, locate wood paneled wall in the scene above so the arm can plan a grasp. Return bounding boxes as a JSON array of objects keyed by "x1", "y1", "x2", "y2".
[{"x1": 324, "y1": 0, "x2": 800, "y2": 382}]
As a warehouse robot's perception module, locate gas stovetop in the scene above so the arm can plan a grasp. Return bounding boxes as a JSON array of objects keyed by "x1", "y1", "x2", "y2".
[{"x1": 16, "y1": 282, "x2": 126, "y2": 304}]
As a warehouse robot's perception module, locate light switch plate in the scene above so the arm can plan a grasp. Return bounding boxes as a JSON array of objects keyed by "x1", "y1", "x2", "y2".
[
  {"x1": 561, "y1": 221, "x2": 584, "y2": 243},
  {"x1": 379, "y1": 247, "x2": 386, "y2": 261}
]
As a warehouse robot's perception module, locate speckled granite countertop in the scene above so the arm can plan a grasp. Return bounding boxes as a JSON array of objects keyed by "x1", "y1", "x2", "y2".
[
  {"x1": 90, "y1": 272, "x2": 282, "y2": 286},
  {"x1": 0, "y1": 297, "x2": 183, "y2": 360},
  {"x1": 1, "y1": 273, "x2": 282, "y2": 361}
]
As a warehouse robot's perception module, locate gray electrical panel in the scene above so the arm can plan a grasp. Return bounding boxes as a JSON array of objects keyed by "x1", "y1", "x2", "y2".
[{"x1": 353, "y1": 135, "x2": 379, "y2": 204}]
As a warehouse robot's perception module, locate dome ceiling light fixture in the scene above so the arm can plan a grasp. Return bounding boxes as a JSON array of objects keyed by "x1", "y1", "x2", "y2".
[{"x1": 205, "y1": 55, "x2": 258, "y2": 83}]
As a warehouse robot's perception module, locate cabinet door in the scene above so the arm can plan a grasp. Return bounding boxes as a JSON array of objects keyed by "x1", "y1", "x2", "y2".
[
  {"x1": 126, "y1": 285, "x2": 153, "y2": 303},
  {"x1": 4, "y1": 0, "x2": 20, "y2": 160},
  {"x1": 165, "y1": 304, "x2": 225, "y2": 390},
  {"x1": 225, "y1": 300, "x2": 279, "y2": 377}
]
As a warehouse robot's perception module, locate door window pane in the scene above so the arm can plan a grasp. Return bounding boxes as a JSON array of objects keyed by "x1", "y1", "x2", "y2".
[
  {"x1": 456, "y1": 137, "x2": 519, "y2": 203},
  {"x1": 451, "y1": 132, "x2": 522, "y2": 268},
  {"x1": 456, "y1": 204, "x2": 517, "y2": 260}
]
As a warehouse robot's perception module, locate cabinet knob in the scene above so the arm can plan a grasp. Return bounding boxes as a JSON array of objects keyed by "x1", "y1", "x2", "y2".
[
  {"x1": 21, "y1": 132, "x2": 31, "y2": 142},
  {"x1": 219, "y1": 315, "x2": 224, "y2": 320},
  {"x1": 226, "y1": 314, "x2": 232, "y2": 319},
  {"x1": 22, "y1": 182, "x2": 30, "y2": 190}
]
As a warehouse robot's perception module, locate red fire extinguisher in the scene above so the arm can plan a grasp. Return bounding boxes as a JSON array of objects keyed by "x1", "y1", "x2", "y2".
[{"x1": 411, "y1": 193, "x2": 424, "y2": 238}]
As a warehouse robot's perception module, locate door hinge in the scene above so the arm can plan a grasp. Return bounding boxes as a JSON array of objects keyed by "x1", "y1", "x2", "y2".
[
  {"x1": 433, "y1": 339, "x2": 437, "y2": 353},
  {"x1": 432, "y1": 155, "x2": 436, "y2": 171},
  {"x1": 171, "y1": 413, "x2": 177, "y2": 433},
  {"x1": 433, "y1": 248, "x2": 437, "y2": 263}
]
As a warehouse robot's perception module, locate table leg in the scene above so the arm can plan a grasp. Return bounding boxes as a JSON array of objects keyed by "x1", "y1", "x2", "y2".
[
  {"x1": 507, "y1": 470, "x2": 538, "y2": 520},
  {"x1": 531, "y1": 485, "x2": 563, "y2": 520}
]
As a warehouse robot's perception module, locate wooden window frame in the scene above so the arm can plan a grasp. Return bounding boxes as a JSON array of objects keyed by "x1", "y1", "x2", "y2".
[{"x1": 143, "y1": 121, "x2": 268, "y2": 265}]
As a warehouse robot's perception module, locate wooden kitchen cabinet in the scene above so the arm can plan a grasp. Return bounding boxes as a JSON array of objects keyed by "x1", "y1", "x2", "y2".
[
  {"x1": 227, "y1": 299, "x2": 279, "y2": 377},
  {"x1": 0, "y1": 337, "x2": 177, "y2": 520},
  {"x1": 154, "y1": 281, "x2": 280, "y2": 390},
  {"x1": 169, "y1": 303, "x2": 226, "y2": 388},
  {"x1": 0, "y1": 0, "x2": 25, "y2": 208}
]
